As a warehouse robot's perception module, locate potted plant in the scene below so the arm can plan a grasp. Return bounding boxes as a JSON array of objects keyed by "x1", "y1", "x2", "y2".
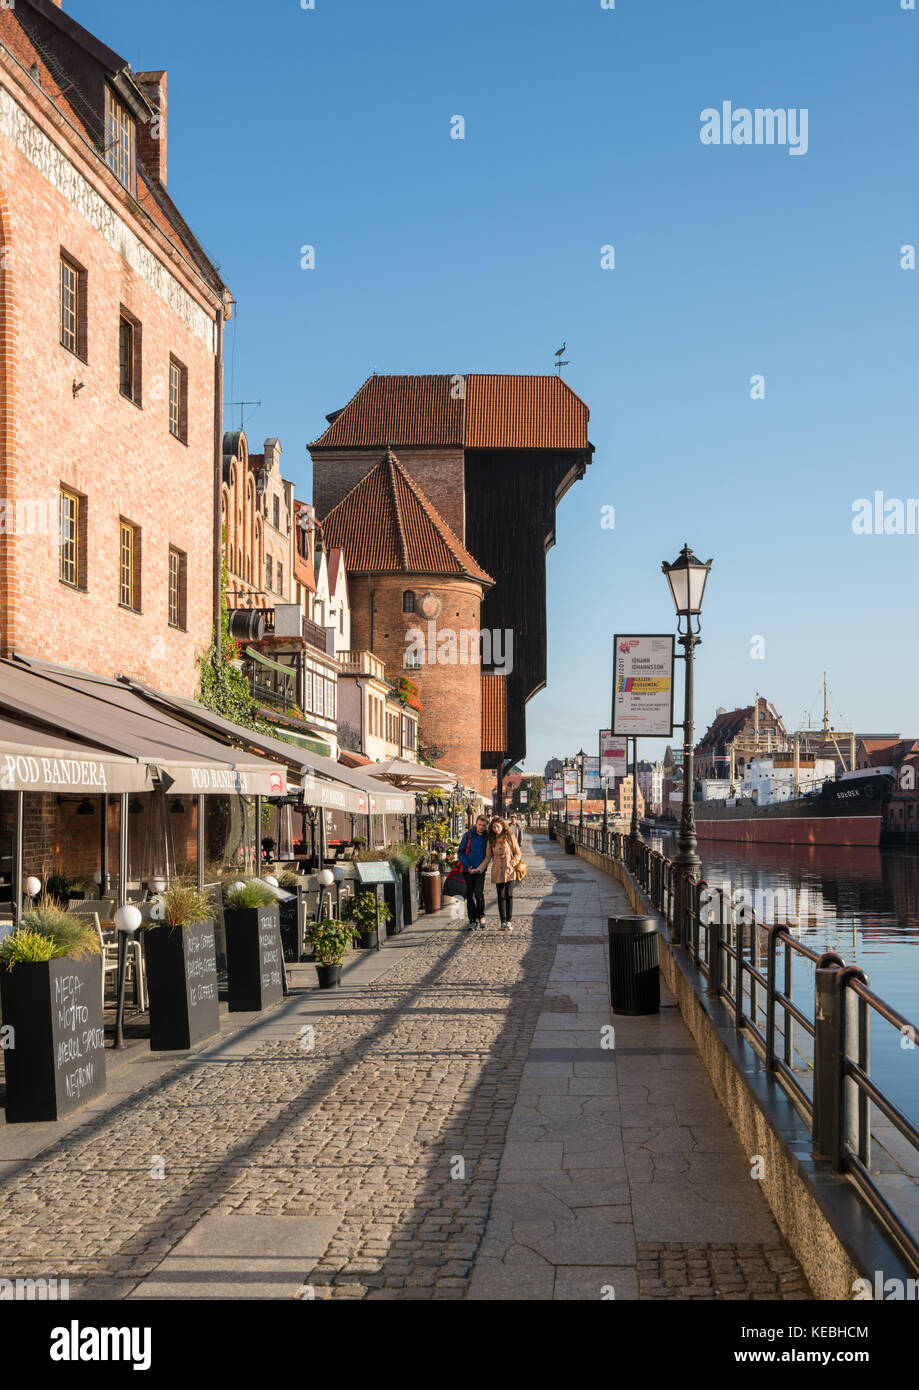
[
  {"x1": 342, "y1": 891, "x2": 392, "y2": 949},
  {"x1": 0, "y1": 900, "x2": 106, "y2": 1122},
  {"x1": 143, "y1": 883, "x2": 220, "y2": 1051},
  {"x1": 222, "y1": 879, "x2": 285, "y2": 1013},
  {"x1": 305, "y1": 918, "x2": 360, "y2": 988}
]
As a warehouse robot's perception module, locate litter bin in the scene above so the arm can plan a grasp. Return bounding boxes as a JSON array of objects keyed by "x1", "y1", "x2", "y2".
[
  {"x1": 607, "y1": 916, "x2": 659, "y2": 1015},
  {"x1": 565, "y1": 835, "x2": 576, "y2": 855}
]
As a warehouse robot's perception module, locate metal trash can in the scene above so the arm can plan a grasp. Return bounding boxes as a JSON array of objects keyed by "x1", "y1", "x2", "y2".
[{"x1": 607, "y1": 916, "x2": 659, "y2": 1015}]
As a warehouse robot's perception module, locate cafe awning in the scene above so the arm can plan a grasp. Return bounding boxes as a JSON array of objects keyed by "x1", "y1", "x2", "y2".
[
  {"x1": 0, "y1": 716, "x2": 148, "y2": 793},
  {"x1": 0, "y1": 658, "x2": 289, "y2": 796},
  {"x1": 119, "y1": 678, "x2": 416, "y2": 815}
]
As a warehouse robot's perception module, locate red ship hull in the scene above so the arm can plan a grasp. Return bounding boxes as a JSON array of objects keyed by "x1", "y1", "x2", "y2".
[{"x1": 694, "y1": 814, "x2": 882, "y2": 847}]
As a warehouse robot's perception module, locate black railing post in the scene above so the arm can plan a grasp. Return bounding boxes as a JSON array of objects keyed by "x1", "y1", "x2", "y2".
[
  {"x1": 706, "y1": 886, "x2": 723, "y2": 996},
  {"x1": 765, "y1": 925, "x2": 784, "y2": 1071},
  {"x1": 734, "y1": 904, "x2": 745, "y2": 1029},
  {"x1": 813, "y1": 966, "x2": 843, "y2": 1167}
]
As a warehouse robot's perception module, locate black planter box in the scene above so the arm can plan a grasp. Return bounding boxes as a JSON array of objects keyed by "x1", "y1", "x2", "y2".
[
  {"x1": 224, "y1": 904, "x2": 284, "y2": 1012},
  {"x1": 0, "y1": 957, "x2": 107, "y2": 1122},
  {"x1": 143, "y1": 920, "x2": 221, "y2": 1051},
  {"x1": 392, "y1": 863, "x2": 417, "y2": 926}
]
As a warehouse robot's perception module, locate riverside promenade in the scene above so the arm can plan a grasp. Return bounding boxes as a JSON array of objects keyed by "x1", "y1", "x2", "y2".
[{"x1": 0, "y1": 836, "x2": 810, "y2": 1300}]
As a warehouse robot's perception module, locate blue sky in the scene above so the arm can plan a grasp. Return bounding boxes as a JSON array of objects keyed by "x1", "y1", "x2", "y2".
[{"x1": 76, "y1": 0, "x2": 919, "y2": 773}]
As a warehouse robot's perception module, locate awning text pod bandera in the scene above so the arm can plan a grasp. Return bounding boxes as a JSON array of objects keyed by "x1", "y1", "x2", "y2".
[{"x1": 0, "y1": 718, "x2": 148, "y2": 794}]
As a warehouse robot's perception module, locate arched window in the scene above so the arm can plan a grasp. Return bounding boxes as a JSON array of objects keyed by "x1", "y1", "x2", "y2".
[{"x1": 402, "y1": 590, "x2": 415, "y2": 613}]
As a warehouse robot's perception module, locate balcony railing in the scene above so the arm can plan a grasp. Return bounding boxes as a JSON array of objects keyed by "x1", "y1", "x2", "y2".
[{"x1": 338, "y1": 649, "x2": 386, "y2": 681}]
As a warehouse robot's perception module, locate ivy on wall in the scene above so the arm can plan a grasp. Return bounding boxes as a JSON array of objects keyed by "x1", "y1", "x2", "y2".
[{"x1": 196, "y1": 560, "x2": 263, "y2": 730}]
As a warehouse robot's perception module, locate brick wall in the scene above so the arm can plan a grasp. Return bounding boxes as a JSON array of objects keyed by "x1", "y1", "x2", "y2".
[
  {"x1": 0, "y1": 66, "x2": 222, "y2": 698},
  {"x1": 349, "y1": 572, "x2": 489, "y2": 793},
  {"x1": 312, "y1": 447, "x2": 467, "y2": 541}
]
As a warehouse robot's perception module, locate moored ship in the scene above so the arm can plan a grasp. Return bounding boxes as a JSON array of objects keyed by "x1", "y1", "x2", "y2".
[{"x1": 694, "y1": 762, "x2": 895, "y2": 846}]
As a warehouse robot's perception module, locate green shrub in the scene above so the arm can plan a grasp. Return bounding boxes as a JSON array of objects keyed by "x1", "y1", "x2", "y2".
[
  {"x1": 22, "y1": 899, "x2": 100, "y2": 961},
  {"x1": 305, "y1": 918, "x2": 360, "y2": 966},
  {"x1": 223, "y1": 879, "x2": 277, "y2": 910},
  {"x1": 278, "y1": 870, "x2": 301, "y2": 890},
  {"x1": 0, "y1": 929, "x2": 56, "y2": 969},
  {"x1": 342, "y1": 891, "x2": 392, "y2": 930},
  {"x1": 160, "y1": 882, "x2": 215, "y2": 929}
]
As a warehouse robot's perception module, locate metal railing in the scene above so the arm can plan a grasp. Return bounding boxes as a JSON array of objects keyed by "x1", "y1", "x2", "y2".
[{"x1": 551, "y1": 815, "x2": 919, "y2": 1273}]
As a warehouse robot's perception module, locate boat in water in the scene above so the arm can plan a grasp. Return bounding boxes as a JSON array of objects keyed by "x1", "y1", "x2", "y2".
[{"x1": 694, "y1": 760, "x2": 895, "y2": 846}]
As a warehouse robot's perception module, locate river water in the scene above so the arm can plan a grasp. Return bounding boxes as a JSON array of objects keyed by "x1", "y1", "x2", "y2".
[{"x1": 650, "y1": 830, "x2": 919, "y2": 1121}]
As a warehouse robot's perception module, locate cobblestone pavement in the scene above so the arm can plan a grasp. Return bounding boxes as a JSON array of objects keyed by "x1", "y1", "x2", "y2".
[{"x1": 0, "y1": 837, "x2": 812, "y2": 1300}]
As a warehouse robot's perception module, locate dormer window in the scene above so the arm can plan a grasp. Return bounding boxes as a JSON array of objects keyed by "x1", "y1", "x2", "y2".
[{"x1": 105, "y1": 88, "x2": 135, "y2": 192}]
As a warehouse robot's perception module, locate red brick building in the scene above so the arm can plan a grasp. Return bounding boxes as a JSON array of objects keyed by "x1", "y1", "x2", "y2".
[
  {"x1": 322, "y1": 448, "x2": 493, "y2": 792},
  {"x1": 0, "y1": 0, "x2": 229, "y2": 696},
  {"x1": 310, "y1": 374, "x2": 593, "y2": 783}
]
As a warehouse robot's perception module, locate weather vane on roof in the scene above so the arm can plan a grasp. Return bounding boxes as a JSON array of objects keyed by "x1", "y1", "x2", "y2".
[{"x1": 554, "y1": 342, "x2": 569, "y2": 376}]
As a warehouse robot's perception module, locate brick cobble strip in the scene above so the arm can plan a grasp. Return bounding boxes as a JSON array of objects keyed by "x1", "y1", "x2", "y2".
[{"x1": 0, "y1": 906, "x2": 564, "y2": 1300}]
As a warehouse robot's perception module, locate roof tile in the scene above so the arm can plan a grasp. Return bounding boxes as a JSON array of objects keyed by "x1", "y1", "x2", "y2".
[
  {"x1": 322, "y1": 448, "x2": 493, "y2": 585},
  {"x1": 310, "y1": 374, "x2": 589, "y2": 452}
]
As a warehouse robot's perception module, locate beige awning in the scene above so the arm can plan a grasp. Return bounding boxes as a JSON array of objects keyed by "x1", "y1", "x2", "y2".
[
  {"x1": 0, "y1": 717, "x2": 148, "y2": 793},
  {"x1": 117, "y1": 679, "x2": 415, "y2": 815},
  {"x1": 0, "y1": 659, "x2": 288, "y2": 796}
]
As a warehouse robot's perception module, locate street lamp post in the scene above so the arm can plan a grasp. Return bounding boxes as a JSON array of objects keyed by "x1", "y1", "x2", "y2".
[
  {"x1": 662, "y1": 543, "x2": 713, "y2": 947},
  {"x1": 577, "y1": 749, "x2": 586, "y2": 831},
  {"x1": 630, "y1": 737, "x2": 640, "y2": 848}
]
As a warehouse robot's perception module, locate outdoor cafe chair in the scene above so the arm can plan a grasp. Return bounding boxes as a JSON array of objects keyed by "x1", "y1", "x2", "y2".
[{"x1": 71, "y1": 900, "x2": 147, "y2": 1012}]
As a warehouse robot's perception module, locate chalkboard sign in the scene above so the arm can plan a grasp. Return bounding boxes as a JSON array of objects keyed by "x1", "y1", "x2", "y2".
[
  {"x1": 225, "y1": 904, "x2": 285, "y2": 1012},
  {"x1": 0, "y1": 957, "x2": 107, "y2": 1122},
  {"x1": 355, "y1": 862, "x2": 396, "y2": 885},
  {"x1": 145, "y1": 921, "x2": 220, "y2": 1051}
]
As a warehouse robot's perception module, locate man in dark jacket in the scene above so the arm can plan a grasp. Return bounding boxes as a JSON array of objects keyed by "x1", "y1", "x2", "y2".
[{"x1": 458, "y1": 815, "x2": 489, "y2": 929}]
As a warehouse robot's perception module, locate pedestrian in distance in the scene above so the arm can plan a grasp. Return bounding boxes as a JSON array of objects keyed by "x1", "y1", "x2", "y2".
[
  {"x1": 508, "y1": 813, "x2": 521, "y2": 843},
  {"x1": 458, "y1": 814, "x2": 489, "y2": 930},
  {"x1": 474, "y1": 816, "x2": 523, "y2": 931}
]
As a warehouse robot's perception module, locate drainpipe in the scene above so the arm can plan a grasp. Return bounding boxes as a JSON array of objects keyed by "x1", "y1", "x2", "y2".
[{"x1": 213, "y1": 300, "x2": 225, "y2": 649}]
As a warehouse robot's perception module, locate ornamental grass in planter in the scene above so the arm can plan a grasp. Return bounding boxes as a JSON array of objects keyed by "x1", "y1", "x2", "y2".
[
  {"x1": 341, "y1": 891, "x2": 392, "y2": 950},
  {"x1": 0, "y1": 899, "x2": 105, "y2": 1122},
  {"x1": 305, "y1": 918, "x2": 361, "y2": 988},
  {"x1": 222, "y1": 879, "x2": 285, "y2": 1012},
  {"x1": 144, "y1": 883, "x2": 220, "y2": 1052}
]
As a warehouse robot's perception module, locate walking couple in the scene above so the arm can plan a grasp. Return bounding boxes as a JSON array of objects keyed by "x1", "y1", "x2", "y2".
[{"x1": 458, "y1": 815, "x2": 523, "y2": 931}]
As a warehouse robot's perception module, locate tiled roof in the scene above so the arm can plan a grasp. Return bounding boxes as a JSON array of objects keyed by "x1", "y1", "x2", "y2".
[
  {"x1": 481, "y1": 674, "x2": 507, "y2": 755},
  {"x1": 338, "y1": 751, "x2": 372, "y2": 768},
  {"x1": 697, "y1": 707, "x2": 754, "y2": 751},
  {"x1": 310, "y1": 375, "x2": 590, "y2": 452},
  {"x1": 322, "y1": 448, "x2": 493, "y2": 585},
  {"x1": 867, "y1": 739, "x2": 919, "y2": 767},
  {"x1": 0, "y1": 8, "x2": 222, "y2": 292},
  {"x1": 327, "y1": 548, "x2": 346, "y2": 596}
]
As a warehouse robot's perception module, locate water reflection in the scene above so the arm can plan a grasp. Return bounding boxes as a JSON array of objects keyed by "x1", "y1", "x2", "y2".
[{"x1": 649, "y1": 831, "x2": 919, "y2": 1018}]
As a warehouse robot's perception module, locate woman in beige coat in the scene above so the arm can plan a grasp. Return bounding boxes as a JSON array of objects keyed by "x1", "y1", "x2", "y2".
[{"x1": 473, "y1": 817, "x2": 523, "y2": 931}]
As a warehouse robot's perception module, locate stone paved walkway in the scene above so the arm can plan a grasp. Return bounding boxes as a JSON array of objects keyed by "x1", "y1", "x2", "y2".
[{"x1": 0, "y1": 835, "x2": 811, "y2": 1300}]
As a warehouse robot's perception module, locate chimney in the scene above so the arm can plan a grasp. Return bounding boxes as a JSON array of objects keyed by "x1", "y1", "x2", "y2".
[
  {"x1": 134, "y1": 70, "x2": 167, "y2": 186},
  {"x1": 263, "y1": 438, "x2": 282, "y2": 473}
]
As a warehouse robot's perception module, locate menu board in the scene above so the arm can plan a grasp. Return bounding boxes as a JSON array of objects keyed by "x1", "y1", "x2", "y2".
[
  {"x1": 355, "y1": 862, "x2": 396, "y2": 885},
  {"x1": 612, "y1": 635, "x2": 675, "y2": 737},
  {"x1": 183, "y1": 923, "x2": 220, "y2": 1045},
  {"x1": 0, "y1": 956, "x2": 107, "y2": 1121},
  {"x1": 52, "y1": 961, "x2": 106, "y2": 1116},
  {"x1": 258, "y1": 909, "x2": 284, "y2": 1003}
]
